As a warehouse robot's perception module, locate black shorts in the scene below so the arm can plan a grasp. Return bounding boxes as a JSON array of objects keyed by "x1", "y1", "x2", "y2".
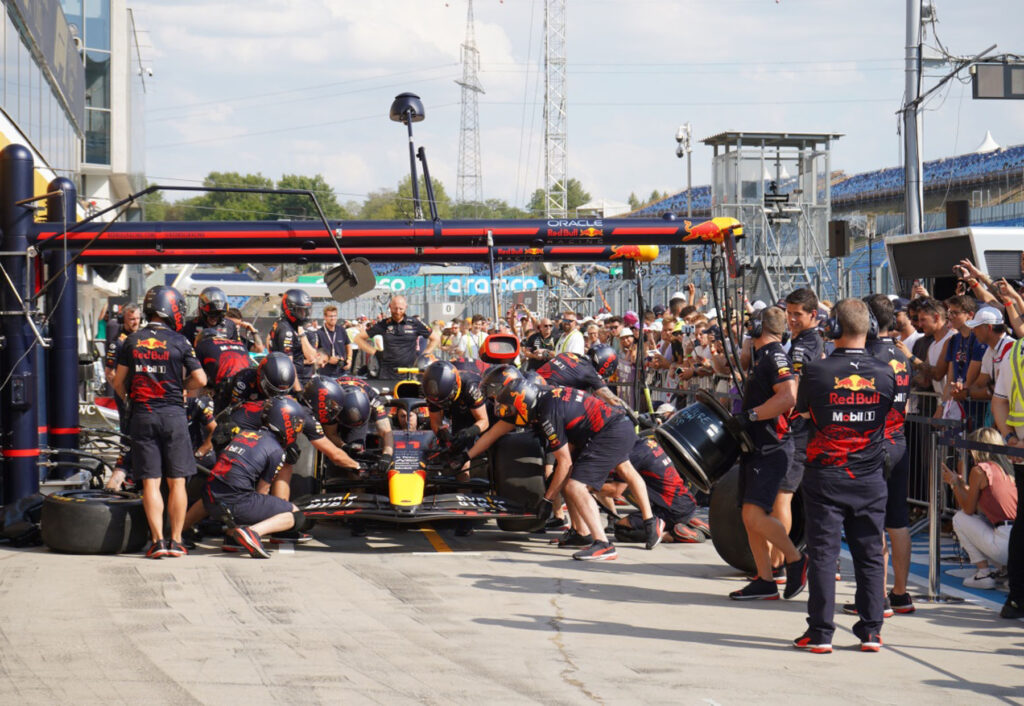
[
  {"x1": 884, "y1": 442, "x2": 910, "y2": 529},
  {"x1": 738, "y1": 446, "x2": 791, "y2": 513},
  {"x1": 570, "y1": 416, "x2": 637, "y2": 491},
  {"x1": 203, "y1": 489, "x2": 293, "y2": 526},
  {"x1": 780, "y1": 433, "x2": 807, "y2": 493},
  {"x1": 129, "y1": 410, "x2": 195, "y2": 481}
]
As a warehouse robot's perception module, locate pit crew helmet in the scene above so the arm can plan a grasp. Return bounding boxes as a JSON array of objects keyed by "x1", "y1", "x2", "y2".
[
  {"x1": 198, "y1": 286, "x2": 229, "y2": 324},
  {"x1": 302, "y1": 376, "x2": 345, "y2": 425},
  {"x1": 262, "y1": 397, "x2": 305, "y2": 448},
  {"x1": 257, "y1": 352, "x2": 296, "y2": 398},
  {"x1": 422, "y1": 361, "x2": 461, "y2": 407},
  {"x1": 142, "y1": 285, "x2": 186, "y2": 332},
  {"x1": 493, "y1": 378, "x2": 541, "y2": 426},
  {"x1": 586, "y1": 344, "x2": 618, "y2": 379},
  {"x1": 282, "y1": 288, "x2": 312, "y2": 326}
]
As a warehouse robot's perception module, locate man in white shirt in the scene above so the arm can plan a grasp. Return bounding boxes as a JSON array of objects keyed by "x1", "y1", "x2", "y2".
[
  {"x1": 554, "y1": 311, "x2": 585, "y2": 356},
  {"x1": 966, "y1": 306, "x2": 1014, "y2": 404},
  {"x1": 458, "y1": 314, "x2": 488, "y2": 360}
]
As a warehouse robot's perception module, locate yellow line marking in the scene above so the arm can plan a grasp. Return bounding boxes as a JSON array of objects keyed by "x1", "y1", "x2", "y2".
[{"x1": 419, "y1": 524, "x2": 452, "y2": 553}]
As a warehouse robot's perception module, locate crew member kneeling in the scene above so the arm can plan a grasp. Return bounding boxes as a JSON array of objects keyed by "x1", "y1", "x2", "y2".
[
  {"x1": 730, "y1": 307, "x2": 806, "y2": 601},
  {"x1": 460, "y1": 379, "x2": 651, "y2": 560},
  {"x1": 792, "y1": 299, "x2": 895, "y2": 654},
  {"x1": 204, "y1": 398, "x2": 308, "y2": 559}
]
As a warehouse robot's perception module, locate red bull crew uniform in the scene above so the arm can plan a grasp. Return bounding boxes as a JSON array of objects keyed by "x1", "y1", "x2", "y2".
[
  {"x1": 203, "y1": 429, "x2": 293, "y2": 525},
  {"x1": 739, "y1": 341, "x2": 795, "y2": 512},
  {"x1": 783, "y1": 327, "x2": 824, "y2": 492},
  {"x1": 796, "y1": 347, "x2": 895, "y2": 645},
  {"x1": 536, "y1": 387, "x2": 635, "y2": 490},
  {"x1": 117, "y1": 322, "x2": 202, "y2": 481},
  {"x1": 617, "y1": 436, "x2": 697, "y2": 528},
  {"x1": 537, "y1": 353, "x2": 608, "y2": 394},
  {"x1": 866, "y1": 337, "x2": 913, "y2": 530}
]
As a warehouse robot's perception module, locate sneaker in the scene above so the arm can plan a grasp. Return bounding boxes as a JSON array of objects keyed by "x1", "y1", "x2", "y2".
[
  {"x1": 1000, "y1": 597, "x2": 1024, "y2": 620},
  {"x1": 572, "y1": 540, "x2": 618, "y2": 561},
  {"x1": 145, "y1": 539, "x2": 170, "y2": 559},
  {"x1": 888, "y1": 590, "x2": 916, "y2": 614},
  {"x1": 858, "y1": 632, "x2": 883, "y2": 652},
  {"x1": 166, "y1": 540, "x2": 188, "y2": 558},
  {"x1": 180, "y1": 528, "x2": 199, "y2": 551},
  {"x1": 266, "y1": 530, "x2": 312, "y2": 544},
  {"x1": 545, "y1": 515, "x2": 570, "y2": 531},
  {"x1": 783, "y1": 553, "x2": 809, "y2": 600},
  {"x1": 963, "y1": 569, "x2": 997, "y2": 589},
  {"x1": 687, "y1": 516, "x2": 712, "y2": 539},
  {"x1": 553, "y1": 529, "x2": 593, "y2": 548},
  {"x1": 729, "y1": 578, "x2": 779, "y2": 601},
  {"x1": 644, "y1": 517, "x2": 666, "y2": 550},
  {"x1": 670, "y1": 523, "x2": 704, "y2": 543},
  {"x1": 792, "y1": 632, "x2": 832, "y2": 654},
  {"x1": 842, "y1": 598, "x2": 894, "y2": 619},
  {"x1": 222, "y1": 534, "x2": 244, "y2": 552},
  {"x1": 231, "y1": 526, "x2": 270, "y2": 559},
  {"x1": 746, "y1": 566, "x2": 785, "y2": 585}
]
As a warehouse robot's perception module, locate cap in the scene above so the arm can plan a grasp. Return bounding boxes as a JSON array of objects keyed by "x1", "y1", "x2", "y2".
[
  {"x1": 893, "y1": 297, "x2": 910, "y2": 313},
  {"x1": 966, "y1": 306, "x2": 1003, "y2": 328},
  {"x1": 751, "y1": 299, "x2": 767, "y2": 311},
  {"x1": 619, "y1": 328, "x2": 636, "y2": 339},
  {"x1": 623, "y1": 310, "x2": 639, "y2": 326},
  {"x1": 653, "y1": 304, "x2": 666, "y2": 315},
  {"x1": 655, "y1": 402, "x2": 675, "y2": 416},
  {"x1": 669, "y1": 291, "x2": 686, "y2": 302}
]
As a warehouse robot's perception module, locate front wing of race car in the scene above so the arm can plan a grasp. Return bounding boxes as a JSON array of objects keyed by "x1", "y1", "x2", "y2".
[{"x1": 299, "y1": 490, "x2": 535, "y2": 523}]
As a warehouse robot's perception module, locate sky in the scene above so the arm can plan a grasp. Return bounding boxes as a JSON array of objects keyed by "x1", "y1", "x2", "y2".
[{"x1": 133, "y1": 0, "x2": 1024, "y2": 211}]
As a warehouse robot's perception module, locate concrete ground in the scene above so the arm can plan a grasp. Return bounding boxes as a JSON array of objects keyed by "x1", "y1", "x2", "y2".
[{"x1": 0, "y1": 522, "x2": 1021, "y2": 705}]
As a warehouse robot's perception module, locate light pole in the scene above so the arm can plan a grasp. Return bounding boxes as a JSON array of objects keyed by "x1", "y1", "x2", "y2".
[
  {"x1": 675, "y1": 123, "x2": 693, "y2": 218},
  {"x1": 675, "y1": 123, "x2": 693, "y2": 283}
]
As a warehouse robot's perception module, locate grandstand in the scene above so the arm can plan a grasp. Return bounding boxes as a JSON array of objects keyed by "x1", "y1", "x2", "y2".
[{"x1": 630, "y1": 143, "x2": 1024, "y2": 220}]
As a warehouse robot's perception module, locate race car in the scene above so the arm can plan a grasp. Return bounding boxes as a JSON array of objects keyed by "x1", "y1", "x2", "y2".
[{"x1": 298, "y1": 380, "x2": 547, "y2": 531}]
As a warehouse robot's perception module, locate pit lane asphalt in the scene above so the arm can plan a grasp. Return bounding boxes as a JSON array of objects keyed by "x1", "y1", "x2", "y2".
[{"x1": 0, "y1": 522, "x2": 1021, "y2": 705}]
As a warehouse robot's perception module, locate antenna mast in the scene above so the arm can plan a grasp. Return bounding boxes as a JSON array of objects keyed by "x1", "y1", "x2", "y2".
[{"x1": 456, "y1": 0, "x2": 485, "y2": 215}]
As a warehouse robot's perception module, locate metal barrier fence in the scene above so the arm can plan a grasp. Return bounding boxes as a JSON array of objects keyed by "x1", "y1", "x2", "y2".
[{"x1": 620, "y1": 381, "x2": 1013, "y2": 600}]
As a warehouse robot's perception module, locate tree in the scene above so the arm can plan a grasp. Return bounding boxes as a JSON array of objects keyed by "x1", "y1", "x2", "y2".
[
  {"x1": 139, "y1": 186, "x2": 173, "y2": 221},
  {"x1": 175, "y1": 172, "x2": 275, "y2": 221},
  {"x1": 395, "y1": 175, "x2": 453, "y2": 220},
  {"x1": 627, "y1": 192, "x2": 641, "y2": 211},
  {"x1": 648, "y1": 189, "x2": 664, "y2": 204},
  {"x1": 359, "y1": 189, "x2": 399, "y2": 220},
  {"x1": 269, "y1": 174, "x2": 350, "y2": 220},
  {"x1": 526, "y1": 178, "x2": 591, "y2": 216},
  {"x1": 453, "y1": 198, "x2": 529, "y2": 220}
]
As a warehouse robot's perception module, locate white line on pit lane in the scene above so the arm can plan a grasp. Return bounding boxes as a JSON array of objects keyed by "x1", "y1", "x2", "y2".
[
  {"x1": 411, "y1": 552, "x2": 483, "y2": 556},
  {"x1": 277, "y1": 544, "x2": 294, "y2": 555}
]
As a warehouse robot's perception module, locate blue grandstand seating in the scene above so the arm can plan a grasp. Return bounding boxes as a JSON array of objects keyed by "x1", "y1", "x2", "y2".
[{"x1": 630, "y1": 144, "x2": 1024, "y2": 217}]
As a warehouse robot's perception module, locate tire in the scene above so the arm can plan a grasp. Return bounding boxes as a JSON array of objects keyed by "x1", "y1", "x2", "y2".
[
  {"x1": 41, "y1": 489, "x2": 148, "y2": 554},
  {"x1": 491, "y1": 430, "x2": 547, "y2": 532},
  {"x1": 708, "y1": 466, "x2": 806, "y2": 574}
]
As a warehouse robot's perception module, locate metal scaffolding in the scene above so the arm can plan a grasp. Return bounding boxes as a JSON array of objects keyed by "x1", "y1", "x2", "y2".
[
  {"x1": 703, "y1": 131, "x2": 842, "y2": 301},
  {"x1": 543, "y1": 0, "x2": 567, "y2": 218},
  {"x1": 455, "y1": 0, "x2": 485, "y2": 213}
]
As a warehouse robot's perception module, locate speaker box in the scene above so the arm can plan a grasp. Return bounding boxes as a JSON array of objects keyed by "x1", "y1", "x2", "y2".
[
  {"x1": 828, "y1": 220, "x2": 849, "y2": 258},
  {"x1": 946, "y1": 200, "x2": 970, "y2": 229},
  {"x1": 622, "y1": 260, "x2": 637, "y2": 280},
  {"x1": 670, "y1": 248, "x2": 687, "y2": 275}
]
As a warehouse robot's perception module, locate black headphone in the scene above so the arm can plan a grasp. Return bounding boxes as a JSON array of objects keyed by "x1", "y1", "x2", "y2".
[
  {"x1": 749, "y1": 311, "x2": 764, "y2": 339},
  {"x1": 824, "y1": 310, "x2": 878, "y2": 340}
]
